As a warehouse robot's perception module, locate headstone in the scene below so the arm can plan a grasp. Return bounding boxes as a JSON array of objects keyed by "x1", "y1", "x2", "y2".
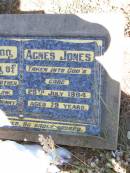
[{"x1": 0, "y1": 14, "x2": 122, "y2": 149}]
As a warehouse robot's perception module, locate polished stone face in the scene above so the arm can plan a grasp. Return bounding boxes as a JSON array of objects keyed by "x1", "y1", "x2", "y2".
[{"x1": 0, "y1": 37, "x2": 104, "y2": 136}]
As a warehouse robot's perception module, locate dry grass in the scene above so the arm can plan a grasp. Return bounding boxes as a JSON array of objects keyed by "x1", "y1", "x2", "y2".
[{"x1": 0, "y1": 0, "x2": 20, "y2": 13}]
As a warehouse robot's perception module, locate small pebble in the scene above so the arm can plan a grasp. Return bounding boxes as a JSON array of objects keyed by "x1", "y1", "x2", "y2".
[
  {"x1": 111, "y1": 158, "x2": 116, "y2": 165},
  {"x1": 87, "y1": 169, "x2": 93, "y2": 173},
  {"x1": 95, "y1": 158, "x2": 99, "y2": 164},
  {"x1": 99, "y1": 153, "x2": 104, "y2": 158},
  {"x1": 112, "y1": 151, "x2": 116, "y2": 157},
  {"x1": 116, "y1": 156, "x2": 121, "y2": 161},
  {"x1": 106, "y1": 162, "x2": 113, "y2": 168},
  {"x1": 90, "y1": 161, "x2": 96, "y2": 168},
  {"x1": 127, "y1": 158, "x2": 130, "y2": 162},
  {"x1": 124, "y1": 161, "x2": 128, "y2": 166},
  {"x1": 100, "y1": 168, "x2": 105, "y2": 173},
  {"x1": 106, "y1": 153, "x2": 111, "y2": 160},
  {"x1": 115, "y1": 150, "x2": 123, "y2": 157}
]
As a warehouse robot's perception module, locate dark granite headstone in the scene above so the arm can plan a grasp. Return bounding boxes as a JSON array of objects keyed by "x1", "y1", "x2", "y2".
[{"x1": 0, "y1": 14, "x2": 120, "y2": 149}]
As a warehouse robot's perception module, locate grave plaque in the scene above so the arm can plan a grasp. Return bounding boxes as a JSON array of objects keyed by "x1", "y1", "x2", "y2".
[{"x1": 0, "y1": 14, "x2": 121, "y2": 149}]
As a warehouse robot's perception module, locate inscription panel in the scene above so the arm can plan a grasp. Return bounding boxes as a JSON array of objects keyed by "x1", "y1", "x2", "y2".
[
  {"x1": 0, "y1": 37, "x2": 103, "y2": 136},
  {"x1": 0, "y1": 40, "x2": 20, "y2": 114}
]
